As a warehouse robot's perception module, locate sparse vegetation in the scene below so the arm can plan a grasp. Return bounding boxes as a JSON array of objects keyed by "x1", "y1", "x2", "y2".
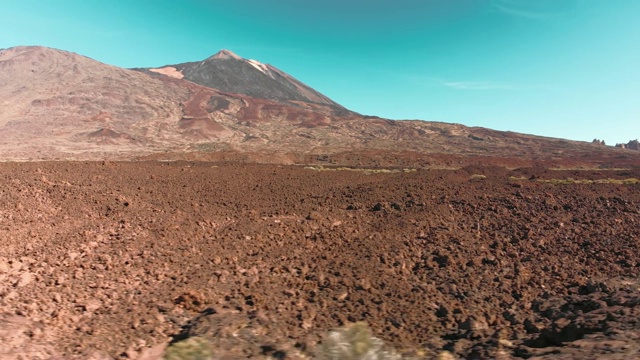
[
  {"x1": 315, "y1": 322, "x2": 403, "y2": 360},
  {"x1": 507, "y1": 175, "x2": 640, "y2": 185},
  {"x1": 163, "y1": 337, "x2": 213, "y2": 360},
  {"x1": 548, "y1": 167, "x2": 631, "y2": 171},
  {"x1": 161, "y1": 323, "x2": 438, "y2": 360},
  {"x1": 304, "y1": 166, "x2": 416, "y2": 174},
  {"x1": 537, "y1": 178, "x2": 639, "y2": 185}
]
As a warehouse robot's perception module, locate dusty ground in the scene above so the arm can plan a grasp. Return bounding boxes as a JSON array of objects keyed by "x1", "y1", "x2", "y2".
[{"x1": 0, "y1": 161, "x2": 639, "y2": 359}]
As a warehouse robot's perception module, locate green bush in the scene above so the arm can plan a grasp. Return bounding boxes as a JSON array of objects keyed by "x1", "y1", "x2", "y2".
[{"x1": 315, "y1": 322, "x2": 402, "y2": 360}]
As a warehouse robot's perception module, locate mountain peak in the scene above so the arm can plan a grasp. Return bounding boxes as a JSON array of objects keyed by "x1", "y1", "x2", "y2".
[
  {"x1": 208, "y1": 49, "x2": 242, "y2": 60},
  {"x1": 139, "y1": 48, "x2": 347, "y2": 109}
]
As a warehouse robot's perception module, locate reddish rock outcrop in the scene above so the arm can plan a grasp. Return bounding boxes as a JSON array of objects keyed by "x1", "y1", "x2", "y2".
[{"x1": 616, "y1": 139, "x2": 640, "y2": 150}]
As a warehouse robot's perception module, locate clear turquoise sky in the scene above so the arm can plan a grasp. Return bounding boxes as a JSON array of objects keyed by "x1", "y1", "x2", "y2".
[{"x1": 2, "y1": 0, "x2": 639, "y2": 144}]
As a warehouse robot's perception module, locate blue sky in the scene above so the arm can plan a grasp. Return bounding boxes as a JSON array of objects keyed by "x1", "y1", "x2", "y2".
[{"x1": 1, "y1": 0, "x2": 639, "y2": 144}]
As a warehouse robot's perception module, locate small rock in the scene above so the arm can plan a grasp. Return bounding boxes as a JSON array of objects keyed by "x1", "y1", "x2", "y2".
[
  {"x1": 357, "y1": 278, "x2": 372, "y2": 290},
  {"x1": 459, "y1": 316, "x2": 489, "y2": 331},
  {"x1": 15, "y1": 272, "x2": 33, "y2": 288},
  {"x1": 483, "y1": 254, "x2": 497, "y2": 265},
  {"x1": 437, "y1": 351, "x2": 457, "y2": 360},
  {"x1": 371, "y1": 203, "x2": 384, "y2": 212},
  {"x1": 436, "y1": 306, "x2": 450, "y2": 318},
  {"x1": 56, "y1": 275, "x2": 66, "y2": 285},
  {"x1": 301, "y1": 318, "x2": 314, "y2": 330},
  {"x1": 0, "y1": 260, "x2": 9, "y2": 273},
  {"x1": 498, "y1": 339, "x2": 514, "y2": 348},
  {"x1": 82, "y1": 299, "x2": 102, "y2": 313},
  {"x1": 124, "y1": 347, "x2": 138, "y2": 359},
  {"x1": 554, "y1": 317, "x2": 571, "y2": 329},
  {"x1": 306, "y1": 211, "x2": 322, "y2": 221}
]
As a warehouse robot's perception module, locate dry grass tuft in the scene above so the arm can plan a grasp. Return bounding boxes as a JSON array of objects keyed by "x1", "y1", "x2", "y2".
[
  {"x1": 537, "y1": 178, "x2": 639, "y2": 185},
  {"x1": 163, "y1": 336, "x2": 213, "y2": 360},
  {"x1": 469, "y1": 174, "x2": 487, "y2": 180},
  {"x1": 304, "y1": 166, "x2": 416, "y2": 175}
]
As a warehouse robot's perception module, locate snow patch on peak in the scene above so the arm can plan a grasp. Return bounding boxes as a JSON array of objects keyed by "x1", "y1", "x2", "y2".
[
  {"x1": 246, "y1": 59, "x2": 273, "y2": 78},
  {"x1": 149, "y1": 67, "x2": 184, "y2": 79}
]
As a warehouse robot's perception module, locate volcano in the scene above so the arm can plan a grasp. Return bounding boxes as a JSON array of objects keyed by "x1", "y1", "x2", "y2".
[{"x1": 139, "y1": 49, "x2": 347, "y2": 112}]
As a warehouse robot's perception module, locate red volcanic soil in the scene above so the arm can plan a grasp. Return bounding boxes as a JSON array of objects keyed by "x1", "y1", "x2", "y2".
[{"x1": 0, "y1": 162, "x2": 639, "y2": 359}]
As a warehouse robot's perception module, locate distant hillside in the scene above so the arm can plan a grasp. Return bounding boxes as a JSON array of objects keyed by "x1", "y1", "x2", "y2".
[{"x1": 0, "y1": 46, "x2": 638, "y2": 168}]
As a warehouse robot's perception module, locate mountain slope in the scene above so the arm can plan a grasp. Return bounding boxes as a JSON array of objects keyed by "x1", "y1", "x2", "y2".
[
  {"x1": 0, "y1": 46, "x2": 191, "y2": 158},
  {"x1": 139, "y1": 50, "x2": 348, "y2": 112},
  {"x1": 0, "y1": 46, "x2": 638, "y2": 168},
  {"x1": 0, "y1": 46, "x2": 358, "y2": 160}
]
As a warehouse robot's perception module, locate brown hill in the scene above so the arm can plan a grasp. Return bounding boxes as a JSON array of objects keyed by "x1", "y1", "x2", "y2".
[{"x1": 0, "y1": 46, "x2": 638, "y2": 168}]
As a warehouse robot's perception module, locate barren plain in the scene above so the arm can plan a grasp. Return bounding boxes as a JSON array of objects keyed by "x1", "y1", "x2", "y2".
[
  {"x1": 1, "y1": 161, "x2": 639, "y2": 359},
  {"x1": 1, "y1": 45, "x2": 640, "y2": 360}
]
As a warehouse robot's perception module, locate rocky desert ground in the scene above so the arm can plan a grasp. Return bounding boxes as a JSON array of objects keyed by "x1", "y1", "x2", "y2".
[
  {"x1": 1, "y1": 160, "x2": 639, "y2": 359},
  {"x1": 1, "y1": 44, "x2": 640, "y2": 360}
]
